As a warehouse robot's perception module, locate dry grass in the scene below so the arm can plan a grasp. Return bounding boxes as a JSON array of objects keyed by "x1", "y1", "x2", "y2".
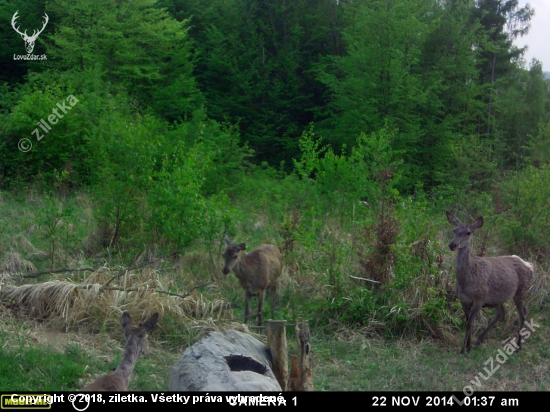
[
  {"x1": 2, "y1": 251, "x2": 36, "y2": 274},
  {"x1": 0, "y1": 265, "x2": 234, "y2": 338}
]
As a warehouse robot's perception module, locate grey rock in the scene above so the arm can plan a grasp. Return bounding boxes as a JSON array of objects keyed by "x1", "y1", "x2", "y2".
[{"x1": 168, "y1": 329, "x2": 282, "y2": 391}]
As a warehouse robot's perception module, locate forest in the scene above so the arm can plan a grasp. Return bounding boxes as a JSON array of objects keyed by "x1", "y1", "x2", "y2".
[{"x1": 0, "y1": 0, "x2": 549, "y2": 392}]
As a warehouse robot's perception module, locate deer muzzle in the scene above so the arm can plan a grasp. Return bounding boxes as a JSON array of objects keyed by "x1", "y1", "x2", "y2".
[{"x1": 449, "y1": 242, "x2": 457, "y2": 251}]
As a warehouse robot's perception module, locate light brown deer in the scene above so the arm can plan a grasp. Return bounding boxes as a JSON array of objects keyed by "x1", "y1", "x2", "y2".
[
  {"x1": 446, "y1": 212, "x2": 533, "y2": 354},
  {"x1": 222, "y1": 236, "x2": 282, "y2": 327},
  {"x1": 82, "y1": 312, "x2": 159, "y2": 391}
]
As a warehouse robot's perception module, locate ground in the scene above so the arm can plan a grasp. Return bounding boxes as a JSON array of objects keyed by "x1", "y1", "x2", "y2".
[{"x1": 0, "y1": 305, "x2": 548, "y2": 392}]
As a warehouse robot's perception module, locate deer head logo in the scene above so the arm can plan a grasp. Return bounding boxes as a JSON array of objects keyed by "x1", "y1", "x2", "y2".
[{"x1": 11, "y1": 11, "x2": 49, "y2": 54}]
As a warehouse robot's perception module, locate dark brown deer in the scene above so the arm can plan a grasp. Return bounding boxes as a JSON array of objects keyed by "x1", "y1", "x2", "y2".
[
  {"x1": 222, "y1": 236, "x2": 282, "y2": 327},
  {"x1": 446, "y1": 212, "x2": 533, "y2": 354},
  {"x1": 82, "y1": 312, "x2": 158, "y2": 391}
]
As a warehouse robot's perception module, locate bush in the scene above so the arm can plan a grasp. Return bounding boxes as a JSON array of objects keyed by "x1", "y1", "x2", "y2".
[{"x1": 498, "y1": 165, "x2": 550, "y2": 258}]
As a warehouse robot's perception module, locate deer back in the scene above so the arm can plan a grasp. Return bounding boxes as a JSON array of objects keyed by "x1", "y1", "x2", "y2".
[
  {"x1": 459, "y1": 255, "x2": 532, "y2": 307},
  {"x1": 235, "y1": 245, "x2": 282, "y2": 291}
]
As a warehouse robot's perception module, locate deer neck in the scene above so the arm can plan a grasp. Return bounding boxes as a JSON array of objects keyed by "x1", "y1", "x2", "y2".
[
  {"x1": 234, "y1": 251, "x2": 257, "y2": 281},
  {"x1": 114, "y1": 337, "x2": 141, "y2": 386},
  {"x1": 235, "y1": 251, "x2": 250, "y2": 271},
  {"x1": 455, "y1": 243, "x2": 474, "y2": 283}
]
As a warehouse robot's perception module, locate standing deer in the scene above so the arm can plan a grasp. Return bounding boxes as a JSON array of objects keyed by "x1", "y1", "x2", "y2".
[
  {"x1": 11, "y1": 11, "x2": 49, "y2": 54},
  {"x1": 82, "y1": 312, "x2": 158, "y2": 391},
  {"x1": 446, "y1": 212, "x2": 533, "y2": 354},
  {"x1": 222, "y1": 236, "x2": 282, "y2": 327}
]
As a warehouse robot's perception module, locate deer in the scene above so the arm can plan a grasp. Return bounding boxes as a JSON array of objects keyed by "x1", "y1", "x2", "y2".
[
  {"x1": 446, "y1": 211, "x2": 533, "y2": 354},
  {"x1": 81, "y1": 312, "x2": 159, "y2": 391},
  {"x1": 11, "y1": 11, "x2": 49, "y2": 54},
  {"x1": 222, "y1": 235, "x2": 282, "y2": 327}
]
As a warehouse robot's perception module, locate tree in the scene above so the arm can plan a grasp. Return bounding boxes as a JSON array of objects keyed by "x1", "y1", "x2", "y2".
[
  {"x1": 492, "y1": 59, "x2": 549, "y2": 169},
  {"x1": 161, "y1": 0, "x2": 338, "y2": 166},
  {"x1": 315, "y1": 0, "x2": 434, "y2": 190},
  {"x1": 45, "y1": 0, "x2": 202, "y2": 121},
  {"x1": 471, "y1": 0, "x2": 534, "y2": 139}
]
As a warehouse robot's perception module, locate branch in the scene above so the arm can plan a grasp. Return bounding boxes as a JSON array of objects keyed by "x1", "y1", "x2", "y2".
[
  {"x1": 77, "y1": 281, "x2": 213, "y2": 300},
  {"x1": 103, "y1": 258, "x2": 163, "y2": 287},
  {"x1": 102, "y1": 285, "x2": 190, "y2": 299},
  {"x1": 350, "y1": 275, "x2": 381, "y2": 284},
  {"x1": 13, "y1": 267, "x2": 97, "y2": 279}
]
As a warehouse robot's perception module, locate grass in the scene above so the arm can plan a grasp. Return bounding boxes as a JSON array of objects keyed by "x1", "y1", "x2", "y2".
[
  {"x1": 0, "y1": 328, "x2": 86, "y2": 391},
  {"x1": 0, "y1": 310, "x2": 548, "y2": 391},
  {"x1": 0, "y1": 189, "x2": 549, "y2": 391},
  {"x1": 313, "y1": 313, "x2": 550, "y2": 391},
  {"x1": 313, "y1": 326, "x2": 550, "y2": 392}
]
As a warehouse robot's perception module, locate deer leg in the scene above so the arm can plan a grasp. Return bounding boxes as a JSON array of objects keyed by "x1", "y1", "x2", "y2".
[
  {"x1": 244, "y1": 291, "x2": 252, "y2": 324},
  {"x1": 460, "y1": 302, "x2": 471, "y2": 354},
  {"x1": 257, "y1": 289, "x2": 266, "y2": 327},
  {"x1": 513, "y1": 296, "x2": 527, "y2": 350},
  {"x1": 462, "y1": 301, "x2": 482, "y2": 354},
  {"x1": 461, "y1": 302, "x2": 471, "y2": 322},
  {"x1": 475, "y1": 304, "x2": 505, "y2": 347},
  {"x1": 269, "y1": 285, "x2": 276, "y2": 320}
]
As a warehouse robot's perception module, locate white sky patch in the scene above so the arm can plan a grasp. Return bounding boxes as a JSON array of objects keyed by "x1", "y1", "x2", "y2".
[{"x1": 514, "y1": 0, "x2": 550, "y2": 71}]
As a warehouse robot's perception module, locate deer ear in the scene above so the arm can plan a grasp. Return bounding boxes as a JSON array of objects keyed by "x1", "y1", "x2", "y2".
[
  {"x1": 224, "y1": 235, "x2": 231, "y2": 246},
  {"x1": 472, "y1": 217, "x2": 484, "y2": 229},
  {"x1": 239, "y1": 243, "x2": 246, "y2": 251},
  {"x1": 446, "y1": 211, "x2": 460, "y2": 226},
  {"x1": 142, "y1": 313, "x2": 159, "y2": 333},
  {"x1": 121, "y1": 312, "x2": 132, "y2": 329}
]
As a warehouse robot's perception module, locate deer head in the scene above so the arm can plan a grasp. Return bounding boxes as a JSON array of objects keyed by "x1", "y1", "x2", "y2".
[
  {"x1": 11, "y1": 11, "x2": 49, "y2": 54},
  {"x1": 222, "y1": 235, "x2": 246, "y2": 275},
  {"x1": 446, "y1": 211, "x2": 483, "y2": 251}
]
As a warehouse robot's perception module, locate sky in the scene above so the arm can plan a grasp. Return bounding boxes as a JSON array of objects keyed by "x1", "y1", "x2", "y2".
[{"x1": 514, "y1": 0, "x2": 550, "y2": 71}]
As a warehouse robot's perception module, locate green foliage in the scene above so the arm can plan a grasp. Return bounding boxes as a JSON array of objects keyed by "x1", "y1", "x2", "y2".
[
  {"x1": 1, "y1": 0, "x2": 550, "y2": 350},
  {"x1": 1, "y1": 0, "x2": 548, "y2": 202},
  {"x1": 432, "y1": 134, "x2": 498, "y2": 203},
  {"x1": 348, "y1": 126, "x2": 404, "y2": 198},
  {"x1": 0, "y1": 330, "x2": 86, "y2": 391},
  {"x1": 490, "y1": 61, "x2": 549, "y2": 170},
  {"x1": 313, "y1": 288, "x2": 378, "y2": 327},
  {"x1": 393, "y1": 198, "x2": 460, "y2": 327},
  {"x1": 293, "y1": 124, "x2": 402, "y2": 211},
  {"x1": 293, "y1": 125, "x2": 327, "y2": 181},
  {"x1": 1, "y1": 79, "x2": 83, "y2": 186},
  {"x1": 164, "y1": 0, "x2": 337, "y2": 165},
  {"x1": 315, "y1": 0, "x2": 433, "y2": 185},
  {"x1": 86, "y1": 95, "x2": 165, "y2": 252},
  {"x1": 193, "y1": 118, "x2": 254, "y2": 197},
  {"x1": 529, "y1": 119, "x2": 550, "y2": 166},
  {"x1": 37, "y1": 195, "x2": 78, "y2": 267},
  {"x1": 498, "y1": 165, "x2": 550, "y2": 256},
  {"x1": 46, "y1": 0, "x2": 203, "y2": 121},
  {"x1": 147, "y1": 138, "x2": 231, "y2": 250}
]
